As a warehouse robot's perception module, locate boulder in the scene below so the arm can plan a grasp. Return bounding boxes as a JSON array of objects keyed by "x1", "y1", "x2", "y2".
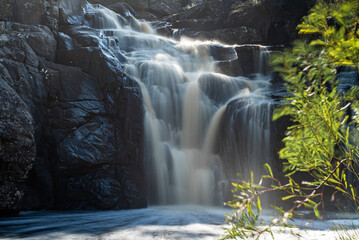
[
  {"x1": 0, "y1": 77, "x2": 35, "y2": 216},
  {"x1": 0, "y1": 21, "x2": 55, "y2": 214}
]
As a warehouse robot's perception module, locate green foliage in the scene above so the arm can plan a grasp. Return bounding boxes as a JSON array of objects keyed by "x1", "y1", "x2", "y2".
[
  {"x1": 298, "y1": 0, "x2": 359, "y2": 69},
  {"x1": 223, "y1": 0, "x2": 359, "y2": 239}
]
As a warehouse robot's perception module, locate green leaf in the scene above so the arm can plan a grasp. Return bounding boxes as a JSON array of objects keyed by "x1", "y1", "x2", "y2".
[
  {"x1": 264, "y1": 163, "x2": 273, "y2": 177},
  {"x1": 310, "y1": 39, "x2": 326, "y2": 46},
  {"x1": 313, "y1": 207, "x2": 321, "y2": 218},
  {"x1": 257, "y1": 197, "x2": 262, "y2": 211},
  {"x1": 282, "y1": 195, "x2": 296, "y2": 201}
]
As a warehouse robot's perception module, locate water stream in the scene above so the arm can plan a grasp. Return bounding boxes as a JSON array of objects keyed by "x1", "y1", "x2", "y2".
[
  {"x1": 1, "y1": 207, "x2": 357, "y2": 239},
  {"x1": 87, "y1": 4, "x2": 273, "y2": 205}
]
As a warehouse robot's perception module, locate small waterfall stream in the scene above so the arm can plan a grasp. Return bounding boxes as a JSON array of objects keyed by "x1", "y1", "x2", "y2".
[{"x1": 86, "y1": 4, "x2": 273, "y2": 205}]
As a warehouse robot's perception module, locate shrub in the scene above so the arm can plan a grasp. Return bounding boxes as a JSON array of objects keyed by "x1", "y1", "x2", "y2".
[{"x1": 223, "y1": 0, "x2": 359, "y2": 239}]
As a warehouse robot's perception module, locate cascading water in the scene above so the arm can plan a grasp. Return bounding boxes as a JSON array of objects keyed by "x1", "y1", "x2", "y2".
[{"x1": 85, "y1": 4, "x2": 273, "y2": 205}]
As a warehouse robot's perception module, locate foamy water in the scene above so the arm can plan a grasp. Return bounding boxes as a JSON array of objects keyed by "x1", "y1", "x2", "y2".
[{"x1": 1, "y1": 207, "x2": 358, "y2": 239}]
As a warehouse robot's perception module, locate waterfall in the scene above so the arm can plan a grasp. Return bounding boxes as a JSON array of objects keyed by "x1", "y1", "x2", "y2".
[{"x1": 85, "y1": 4, "x2": 273, "y2": 205}]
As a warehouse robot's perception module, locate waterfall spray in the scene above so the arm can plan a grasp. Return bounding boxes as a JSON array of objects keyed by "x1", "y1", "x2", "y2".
[{"x1": 86, "y1": 3, "x2": 273, "y2": 205}]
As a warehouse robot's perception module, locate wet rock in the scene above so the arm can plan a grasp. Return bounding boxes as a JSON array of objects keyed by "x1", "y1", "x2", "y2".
[
  {"x1": 219, "y1": 97, "x2": 273, "y2": 180},
  {"x1": 54, "y1": 173, "x2": 144, "y2": 210},
  {"x1": 50, "y1": 15, "x2": 145, "y2": 209},
  {"x1": 24, "y1": 26, "x2": 56, "y2": 62},
  {"x1": 22, "y1": 157, "x2": 54, "y2": 210},
  {"x1": 43, "y1": 60, "x2": 145, "y2": 210},
  {"x1": 215, "y1": 45, "x2": 269, "y2": 77},
  {"x1": 209, "y1": 44, "x2": 237, "y2": 61},
  {"x1": 0, "y1": 22, "x2": 56, "y2": 63},
  {"x1": 105, "y1": 2, "x2": 136, "y2": 16},
  {"x1": 174, "y1": 26, "x2": 262, "y2": 45},
  {"x1": 59, "y1": 0, "x2": 87, "y2": 25},
  {"x1": 90, "y1": 0, "x2": 148, "y2": 12},
  {"x1": 0, "y1": 4, "x2": 146, "y2": 213},
  {"x1": 0, "y1": 34, "x2": 39, "y2": 68},
  {"x1": 166, "y1": 0, "x2": 314, "y2": 45}
]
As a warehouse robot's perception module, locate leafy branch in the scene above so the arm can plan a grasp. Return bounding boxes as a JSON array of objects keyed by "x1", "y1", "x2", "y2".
[{"x1": 223, "y1": 0, "x2": 359, "y2": 239}]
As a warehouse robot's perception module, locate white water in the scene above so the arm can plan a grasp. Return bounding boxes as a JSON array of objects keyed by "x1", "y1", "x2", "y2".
[
  {"x1": 86, "y1": 4, "x2": 273, "y2": 205},
  {"x1": 1, "y1": 207, "x2": 358, "y2": 240}
]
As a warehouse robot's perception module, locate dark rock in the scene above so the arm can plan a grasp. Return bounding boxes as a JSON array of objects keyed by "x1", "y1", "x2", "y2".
[
  {"x1": 57, "y1": 32, "x2": 75, "y2": 51},
  {"x1": 1, "y1": 2, "x2": 147, "y2": 213},
  {"x1": 41, "y1": 60, "x2": 145, "y2": 210},
  {"x1": 151, "y1": 21, "x2": 173, "y2": 37},
  {"x1": 166, "y1": 0, "x2": 314, "y2": 45},
  {"x1": 210, "y1": 44, "x2": 237, "y2": 61},
  {"x1": 56, "y1": 120, "x2": 113, "y2": 172},
  {"x1": 1, "y1": 0, "x2": 60, "y2": 30},
  {"x1": 0, "y1": 22, "x2": 56, "y2": 63},
  {"x1": 0, "y1": 21, "x2": 54, "y2": 213},
  {"x1": 0, "y1": 0, "x2": 13, "y2": 21},
  {"x1": 172, "y1": 18, "x2": 224, "y2": 32},
  {"x1": 134, "y1": 11, "x2": 158, "y2": 21},
  {"x1": 59, "y1": 0, "x2": 87, "y2": 25},
  {"x1": 173, "y1": 26, "x2": 263, "y2": 45},
  {"x1": 22, "y1": 157, "x2": 54, "y2": 210},
  {"x1": 105, "y1": 2, "x2": 136, "y2": 16},
  {"x1": 0, "y1": 76, "x2": 35, "y2": 215},
  {"x1": 0, "y1": 33, "x2": 39, "y2": 68},
  {"x1": 50, "y1": 12, "x2": 145, "y2": 209},
  {"x1": 11, "y1": 0, "x2": 46, "y2": 25},
  {"x1": 89, "y1": 0, "x2": 179, "y2": 19},
  {"x1": 148, "y1": 0, "x2": 182, "y2": 17},
  {"x1": 56, "y1": 176, "x2": 127, "y2": 209},
  {"x1": 215, "y1": 45, "x2": 270, "y2": 77},
  {"x1": 24, "y1": 26, "x2": 56, "y2": 62},
  {"x1": 90, "y1": 0, "x2": 148, "y2": 12}
]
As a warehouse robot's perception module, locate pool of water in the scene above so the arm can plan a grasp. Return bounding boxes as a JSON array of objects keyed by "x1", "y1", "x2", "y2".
[{"x1": 0, "y1": 206, "x2": 358, "y2": 239}]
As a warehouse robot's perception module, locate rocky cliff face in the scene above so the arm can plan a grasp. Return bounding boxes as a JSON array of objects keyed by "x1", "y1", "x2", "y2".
[
  {"x1": 0, "y1": 0, "x2": 145, "y2": 216},
  {"x1": 96, "y1": 0, "x2": 314, "y2": 45}
]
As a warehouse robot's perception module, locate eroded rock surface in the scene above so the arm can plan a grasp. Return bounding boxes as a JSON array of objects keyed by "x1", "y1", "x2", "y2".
[
  {"x1": 119, "y1": 0, "x2": 314, "y2": 45},
  {"x1": 0, "y1": 1, "x2": 146, "y2": 215}
]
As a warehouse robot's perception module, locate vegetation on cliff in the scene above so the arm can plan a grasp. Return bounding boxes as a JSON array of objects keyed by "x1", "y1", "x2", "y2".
[{"x1": 224, "y1": 0, "x2": 359, "y2": 238}]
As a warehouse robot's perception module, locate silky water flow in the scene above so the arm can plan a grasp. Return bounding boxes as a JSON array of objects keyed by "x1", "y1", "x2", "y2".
[{"x1": 86, "y1": 4, "x2": 273, "y2": 206}]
